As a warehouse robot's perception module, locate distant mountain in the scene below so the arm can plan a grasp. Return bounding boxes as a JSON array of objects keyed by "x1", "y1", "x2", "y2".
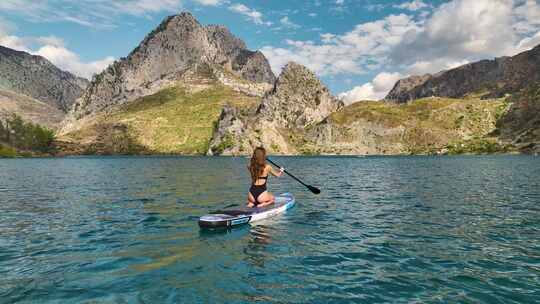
[
  {"x1": 385, "y1": 44, "x2": 540, "y2": 103},
  {"x1": 69, "y1": 12, "x2": 275, "y2": 120},
  {"x1": 0, "y1": 46, "x2": 88, "y2": 112}
]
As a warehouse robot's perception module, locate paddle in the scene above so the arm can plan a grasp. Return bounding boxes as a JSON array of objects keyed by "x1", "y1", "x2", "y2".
[{"x1": 266, "y1": 158, "x2": 321, "y2": 194}]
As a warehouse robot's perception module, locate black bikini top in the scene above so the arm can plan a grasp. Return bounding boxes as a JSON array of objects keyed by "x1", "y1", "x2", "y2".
[{"x1": 253, "y1": 175, "x2": 268, "y2": 186}]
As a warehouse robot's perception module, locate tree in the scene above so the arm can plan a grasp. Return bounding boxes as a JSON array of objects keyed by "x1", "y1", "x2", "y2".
[
  {"x1": 0, "y1": 119, "x2": 5, "y2": 142},
  {"x1": 0, "y1": 114, "x2": 55, "y2": 152},
  {"x1": 7, "y1": 114, "x2": 25, "y2": 148}
]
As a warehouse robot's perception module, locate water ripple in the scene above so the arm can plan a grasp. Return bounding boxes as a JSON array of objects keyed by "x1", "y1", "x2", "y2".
[{"x1": 0, "y1": 156, "x2": 539, "y2": 303}]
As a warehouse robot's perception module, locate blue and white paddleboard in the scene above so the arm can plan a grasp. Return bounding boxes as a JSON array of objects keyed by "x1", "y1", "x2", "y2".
[{"x1": 198, "y1": 193, "x2": 295, "y2": 229}]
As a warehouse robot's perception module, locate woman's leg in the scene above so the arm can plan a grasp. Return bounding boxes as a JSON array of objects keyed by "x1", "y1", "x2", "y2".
[
  {"x1": 247, "y1": 192, "x2": 256, "y2": 208},
  {"x1": 256, "y1": 191, "x2": 275, "y2": 208}
]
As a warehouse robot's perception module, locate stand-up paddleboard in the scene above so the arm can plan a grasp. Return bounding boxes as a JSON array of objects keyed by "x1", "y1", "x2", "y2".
[{"x1": 199, "y1": 193, "x2": 295, "y2": 229}]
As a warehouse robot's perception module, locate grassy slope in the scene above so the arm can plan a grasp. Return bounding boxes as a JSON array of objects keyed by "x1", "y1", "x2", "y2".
[
  {"x1": 61, "y1": 84, "x2": 259, "y2": 155},
  {"x1": 0, "y1": 143, "x2": 17, "y2": 158},
  {"x1": 322, "y1": 96, "x2": 512, "y2": 154},
  {"x1": 59, "y1": 87, "x2": 516, "y2": 156}
]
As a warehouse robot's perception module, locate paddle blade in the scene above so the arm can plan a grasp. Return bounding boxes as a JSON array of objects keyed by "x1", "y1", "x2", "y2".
[{"x1": 307, "y1": 185, "x2": 321, "y2": 194}]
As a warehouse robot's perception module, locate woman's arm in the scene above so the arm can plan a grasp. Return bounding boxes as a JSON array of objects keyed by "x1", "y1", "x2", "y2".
[{"x1": 267, "y1": 164, "x2": 285, "y2": 177}]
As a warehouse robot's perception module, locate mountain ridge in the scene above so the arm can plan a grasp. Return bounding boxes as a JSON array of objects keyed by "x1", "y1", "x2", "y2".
[
  {"x1": 0, "y1": 45, "x2": 88, "y2": 112},
  {"x1": 385, "y1": 44, "x2": 540, "y2": 103}
]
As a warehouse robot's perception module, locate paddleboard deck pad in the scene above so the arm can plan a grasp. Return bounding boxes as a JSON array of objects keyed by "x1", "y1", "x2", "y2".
[{"x1": 199, "y1": 193, "x2": 295, "y2": 229}]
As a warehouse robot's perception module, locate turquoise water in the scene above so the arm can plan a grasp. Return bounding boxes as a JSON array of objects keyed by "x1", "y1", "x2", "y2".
[{"x1": 0, "y1": 156, "x2": 539, "y2": 303}]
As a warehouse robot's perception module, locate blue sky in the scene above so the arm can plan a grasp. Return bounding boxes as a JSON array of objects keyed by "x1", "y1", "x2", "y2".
[{"x1": 1, "y1": 0, "x2": 540, "y2": 102}]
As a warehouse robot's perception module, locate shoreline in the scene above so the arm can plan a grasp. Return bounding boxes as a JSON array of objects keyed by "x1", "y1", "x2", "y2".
[{"x1": 0, "y1": 151, "x2": 529, "y2": 159}]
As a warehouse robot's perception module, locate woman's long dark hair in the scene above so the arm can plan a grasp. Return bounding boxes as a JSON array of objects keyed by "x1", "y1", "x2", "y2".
[{"x1": 249, "y1": 147, "x2": 266, "y2": 183}]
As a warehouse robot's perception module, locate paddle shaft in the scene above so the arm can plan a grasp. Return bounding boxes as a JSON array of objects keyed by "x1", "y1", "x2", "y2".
[{"x1": 266, "y1": 158, "x2": 310, "y2": 188}]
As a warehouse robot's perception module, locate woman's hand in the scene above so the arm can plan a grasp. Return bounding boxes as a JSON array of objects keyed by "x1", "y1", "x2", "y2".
[{"x1": 279, "y1": 167, "x2": 285, "y2": 176}]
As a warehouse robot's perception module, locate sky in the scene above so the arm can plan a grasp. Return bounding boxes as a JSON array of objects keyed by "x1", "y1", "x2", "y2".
[{"x1": 1, "y1": 0, "x2": 540, "y2": 103}]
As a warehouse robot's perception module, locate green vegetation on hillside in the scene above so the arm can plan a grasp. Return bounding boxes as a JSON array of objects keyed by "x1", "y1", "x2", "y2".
[
  {"x1": 444, "y1": 138, "x2": 511, "y2": 154},
  {"x1": 324, "y1": 97, "x2": 510, "y2": 154},
  {"x1": 61, "y1": 84, "x2": 259, "y2": 155},
  {"x1": 0, "y1": 114, "x2": 55, "y2": 157},
  {"x1": 0, "y1": 144, "x2": 17, "y2": 158}
]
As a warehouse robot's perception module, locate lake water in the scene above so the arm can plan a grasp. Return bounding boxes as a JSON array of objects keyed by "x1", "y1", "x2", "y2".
[{"x1": 0, "y1": 156, "x2": 539, "y2": 303}]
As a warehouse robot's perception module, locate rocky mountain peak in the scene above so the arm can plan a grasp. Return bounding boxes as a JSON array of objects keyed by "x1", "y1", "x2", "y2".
[
  {"x1": 207, "y1": 62, "x2": 344, "y2": 155},
  {"x1": 69, "y1": 11, "x2": 275, "y2": 119},
  {"x1": 146, "y1": 12, "x2": 200, "y2": 37},
  {"x1": 258, "y1": 61, "x2": 343, "y2": 128},
  {"x1": 274, "y1": 62, "x2": 322, "y2": 93},
  {"x1": 385, "y1": 74, "x2": 433, "y2": 103},
  {"x1": 172, "y1": 11, "x2": 198, "y2": 23}
]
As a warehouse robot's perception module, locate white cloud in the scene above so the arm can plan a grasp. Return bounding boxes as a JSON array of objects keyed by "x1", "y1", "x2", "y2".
[
  {"x1": 339, "y1": 72, "x2": 402, "y2": 103},
  {"x1": 0, "y1": 1, "x2": 48, "y2": 15},
  {"x1": 0, "y1": 18, "x2": 30, "y2": 52},
  {"x1": 262, "y1": 13, "x2": 421, "y2": 76},
  {"x1": 390, "y1": 0, "x2": 540, "y2": 73},
  {"x1": 35, "y1": 45, "x2": 115, "y2": 79},
  {"x1": 336, "y1": 0, "x2": 345, "y2": 5},
  {"x1": 516, "y1": 30, "x2": 540, "y2": 52},
  {"x1": 0, "y1": 35, "x2": 31, "y2": 53},
  {"x1": 193, "y1": 0, "x2": 224, "y2": 6},
  {"x1": 279, "y1": 16, "x2": 300, "y2": 29},
  {"x1": 320, "y1": 33, "x2": 336, "y2": 43},
  {"x1": 394, "y1": 0, "x2": 429, "y2": 11},
  {"x1": 513, "y1": 0, "x2": 540, "y2": 34},
  {"x1": 0, "y1": 24, "x2": 114, "y2": 79},
  {"x1": 366, "y1": 4, "x2": 386, "y2": 12},
  {"x1": 406, "y1": 59, "x2": 470, "y2": 75},
  {"x1": 308, "y1": 13, "x2": 317, "y2": 17},
  {"x1": 228, "y1": 3, "x2": 271, "y2": 26}
]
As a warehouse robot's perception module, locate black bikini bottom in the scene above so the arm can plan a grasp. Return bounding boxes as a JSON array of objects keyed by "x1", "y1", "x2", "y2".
[{"x1": 249, "y1": 184, "x2": 267, "y2": 204}]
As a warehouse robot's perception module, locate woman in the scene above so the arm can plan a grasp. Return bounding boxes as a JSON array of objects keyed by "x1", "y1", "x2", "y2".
[{"x1": 247, "y1": 147, "x2": 284, "y2": 208}]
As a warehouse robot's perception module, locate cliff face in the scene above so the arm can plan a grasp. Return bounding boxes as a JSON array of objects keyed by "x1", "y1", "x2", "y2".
[
  {"x1": 258, "y1": 63, "x2": 343, "y2": 128},
  {"x1": 0, "y1": 46, "x2": 88, "y2": 112},
  {"x1": 208, "y1": 62, "x2": 344, "y2": 155},
  {"x1": 384, "y1": 74, "x2": 433, "y2": 103},
  {"x1": 69, "y1": 12, "x2": 275, "y2": 120},
  {"x1": 385, "y1": 44, "x2": 540, "y2": 103},
  {"x1": 496, "y1": 85, "x2": 540, "y2": 154}
]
